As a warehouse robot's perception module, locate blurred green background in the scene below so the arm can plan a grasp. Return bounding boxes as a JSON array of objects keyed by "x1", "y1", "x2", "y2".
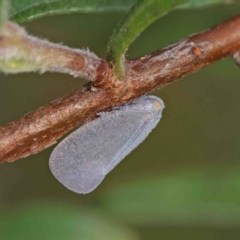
[{"x1": 1, "y1": 3, "x2": 240, "y2": 239}]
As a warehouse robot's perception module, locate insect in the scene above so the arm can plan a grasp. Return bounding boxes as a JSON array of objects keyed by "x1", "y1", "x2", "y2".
[{"x1": 49, "y1": 95, "x2": 165, "y2": 194}]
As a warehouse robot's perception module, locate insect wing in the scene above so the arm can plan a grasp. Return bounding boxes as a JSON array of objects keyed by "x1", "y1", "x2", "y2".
[{"x1": 49, "y1": 96, "x2": 164, "y2": 194}]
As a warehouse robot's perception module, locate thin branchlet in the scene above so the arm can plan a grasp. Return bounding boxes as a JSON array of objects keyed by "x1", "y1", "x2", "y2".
[{"x1": 0, "y1": 22, "x2": 109, "y2": 81}]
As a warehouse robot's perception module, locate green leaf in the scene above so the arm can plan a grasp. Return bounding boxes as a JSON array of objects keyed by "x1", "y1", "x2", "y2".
[
  {"x1": 10, "y1": 0, "x2": 136, "y2": 23},
  {"x1": 0, "y1": 201, "x2": 139, "y2": 240},
  {"x1": 182, "y1": 0, "x2": 239, "y2": 8},
  {"x1": 106, "y1": 0, "x2": 188, "y2": 79},
  {"x1": 9, "y1": 0, "x2": 238, "y2": 25},
  {"x1": 99, "y1": 169, "x2": 240, "y2": 227}
]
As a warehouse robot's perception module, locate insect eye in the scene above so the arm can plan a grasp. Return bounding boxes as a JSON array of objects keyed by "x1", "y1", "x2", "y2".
[{"x1": 154, "y1": 101, "x2": 162, "y2": 110}]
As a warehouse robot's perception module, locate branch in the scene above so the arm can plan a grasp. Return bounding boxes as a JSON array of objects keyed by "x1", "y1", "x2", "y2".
[{"x1": 1, "y1": 14, "x2": 240, "y2": 163}]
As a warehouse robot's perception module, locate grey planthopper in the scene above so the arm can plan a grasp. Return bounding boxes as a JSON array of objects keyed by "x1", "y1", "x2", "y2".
[{"x1": 49, "y1": 95, "x2": 165, "y2": 194}]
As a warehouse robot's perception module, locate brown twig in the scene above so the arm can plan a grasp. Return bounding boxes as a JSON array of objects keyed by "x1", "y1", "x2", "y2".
[{"x1": 1, "y1": 14, "x2": 240, "y2": 163}]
